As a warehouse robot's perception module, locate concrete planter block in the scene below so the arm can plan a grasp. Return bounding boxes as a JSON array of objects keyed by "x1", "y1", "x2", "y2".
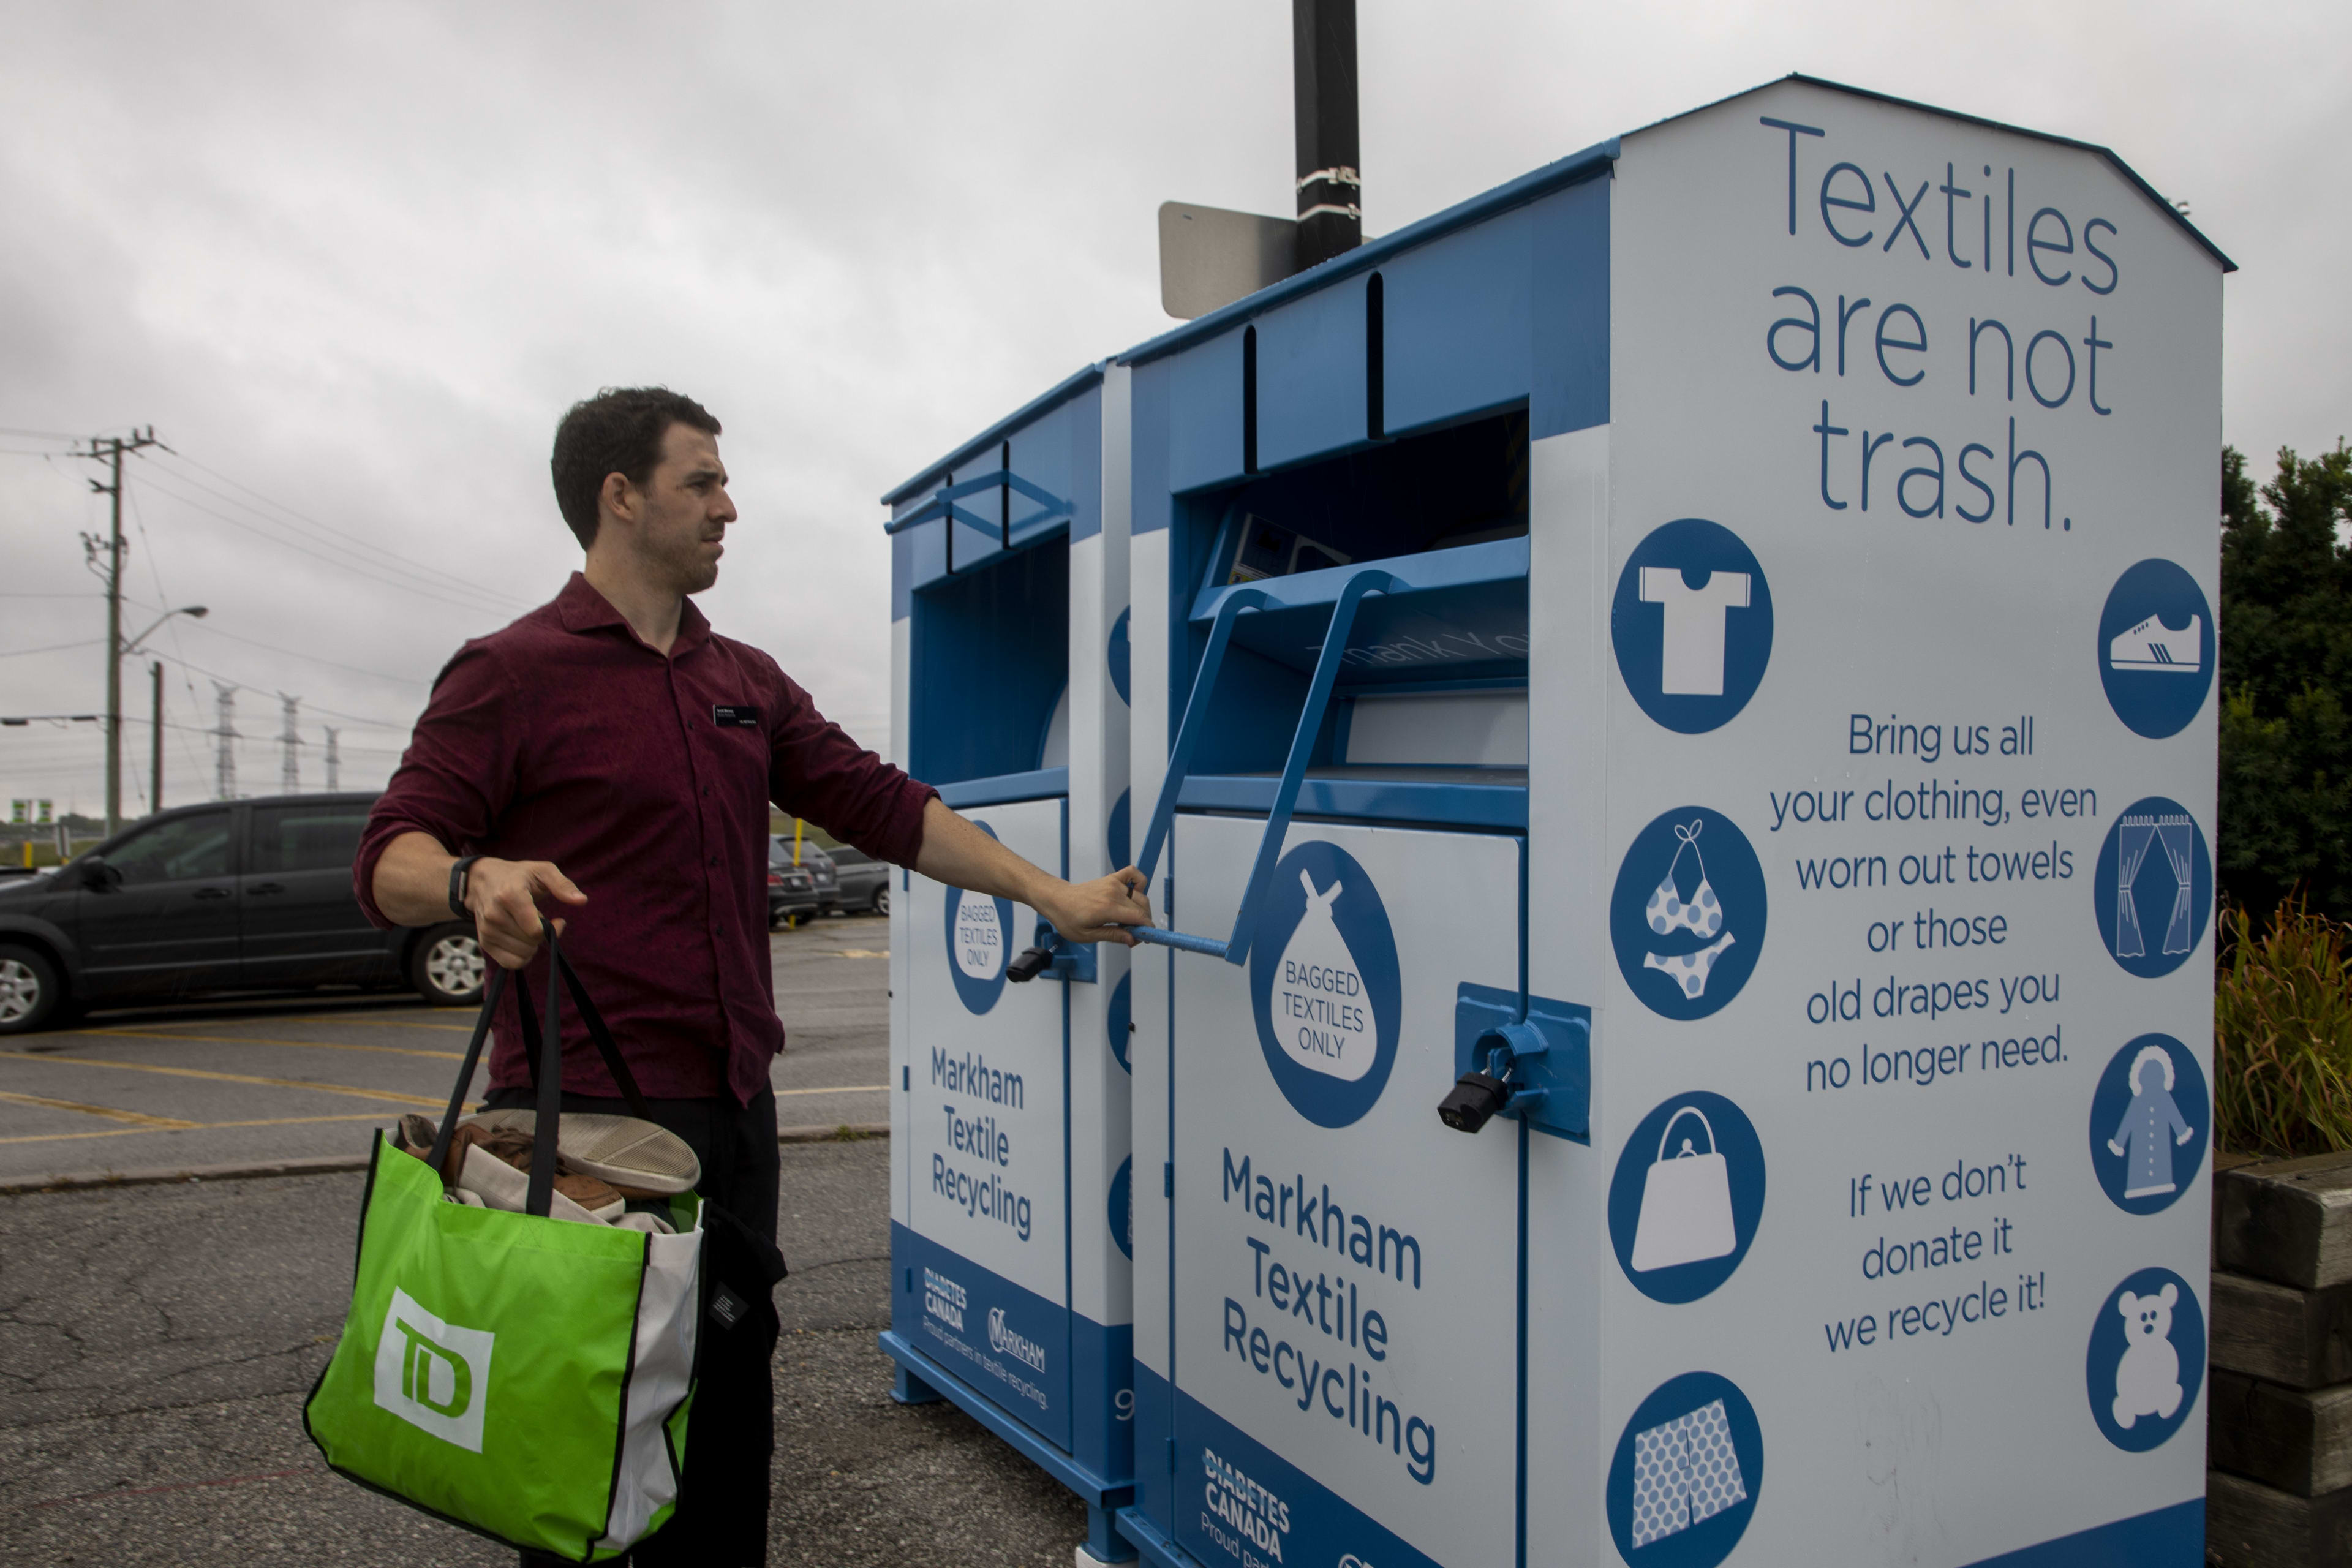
[
  {"x1": 2211, "y1": 1368, "x2": 2352, "y2": 1495},
  {"x1": 2216, "y1": 1151, "x2": 2352, "y2": 1290},
  {"x1": 2211, "y1": 1269, "x2": 2352, "y2": 1389},
  {"x1": 2207, "y1": 1468, "x2": 2352, "y2": 1568}
]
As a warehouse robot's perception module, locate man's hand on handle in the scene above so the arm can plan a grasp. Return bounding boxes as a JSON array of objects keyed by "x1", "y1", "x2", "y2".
[
  {"x1": 372, "y1": 829, "x2": 587, "y2": 969},
  {"x1": 464, "y1": 858, "x2": 589, "y2": 969},
  {"x1": 912, "y1": 797, "x2": 1154, "y2": 946}
]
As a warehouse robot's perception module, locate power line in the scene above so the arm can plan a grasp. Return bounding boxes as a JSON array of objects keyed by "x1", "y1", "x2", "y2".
[
  {"x1": 145, "y1": 649, "x2": 413, "y2": 730},
  {"x1": 127, "y1": 469, "x2": 523, "y2": 619},
  {"x1": 178, "y1": 620, "x2": 427, "y2": 687},
  {"x1": 0, "y1": 638, "x2": 105, "y2": 659},
  {"x1": 143, "y1": 450, "x2": 533, "y2": 612}
]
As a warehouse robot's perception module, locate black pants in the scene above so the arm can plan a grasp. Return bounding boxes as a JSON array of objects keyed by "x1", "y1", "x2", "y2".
[{"x1": 496, "y1": 1085, "x2": 784, "y2": 1568}]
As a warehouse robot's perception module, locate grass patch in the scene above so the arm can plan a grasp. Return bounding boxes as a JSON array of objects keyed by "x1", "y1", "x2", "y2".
[{"x1": 2215, "y1": 899, "x2": 2352, "y2": 1156}]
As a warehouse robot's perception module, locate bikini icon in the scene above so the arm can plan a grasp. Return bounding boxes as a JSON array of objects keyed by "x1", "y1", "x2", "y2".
[{"x1": 1643, "y1": 821, "x2": 1737, "y2": 998}]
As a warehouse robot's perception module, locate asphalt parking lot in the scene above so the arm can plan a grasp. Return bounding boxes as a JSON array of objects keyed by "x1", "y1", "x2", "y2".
[
  {"x1": 0, "y1": 913, "x2": 892, "y2": 1185},
  {"x1": 0, "y1": 914, "x2": 1096, "y2": 1566}
]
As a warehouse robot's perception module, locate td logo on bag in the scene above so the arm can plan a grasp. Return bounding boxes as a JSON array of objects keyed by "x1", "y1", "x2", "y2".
[
  {"x1": 1248, "y1": 840, "x2": 1401, "y2": 1128},
  {"x1": 372, "y1": 1287, "x2": 494, "y2": 1452}
]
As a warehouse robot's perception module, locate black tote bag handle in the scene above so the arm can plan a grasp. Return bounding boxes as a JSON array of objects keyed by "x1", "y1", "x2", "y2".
[{"x1": 423, "y1": 920, "x2": 654, "y2": 1218}]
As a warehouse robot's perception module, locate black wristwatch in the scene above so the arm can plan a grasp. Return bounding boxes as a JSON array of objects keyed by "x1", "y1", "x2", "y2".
[{"x1": 448, "y1": 855, "x2": 483, "y2": 919}]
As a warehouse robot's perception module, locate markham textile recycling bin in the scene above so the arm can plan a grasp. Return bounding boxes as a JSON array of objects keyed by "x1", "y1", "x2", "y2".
[
  {"x1": 1116, "y1": 75, "x2": 2228, "y2": 1568},
  {"x1": 882, "y1": 363, "x2": 1139, "y2": 1561}
]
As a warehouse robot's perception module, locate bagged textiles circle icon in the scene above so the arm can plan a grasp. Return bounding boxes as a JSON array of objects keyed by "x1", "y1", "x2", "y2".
[
  {"x1": 2089, "y1": 1035, "x2": 2209, "y2": 1216},
  {"x1": 1107, "y1": 970, "x2": 1132, "y2": 1073},
  {"x1": 1611, "y1": 519, "x2": 1774, "y2": 734},
  {"x1": 944, "y1": 820, "x2": 1014, "y2": 1014},
  {"x1": 1606, "y1": 1370, "x2": 1763, "y2": 1566},
  {"x1": 1610, "y1": 808, "x2": 1768, "y2": 1020},
  {"x1": 1108, "y1": 1156, "x2": 1133, "y2": 1259},
  {"x1": 1607, "y1": 1093, "x2": 1766, "y2": 1303},
  {"x1": 1248, "y1": 840, "x2": 1402, "y2": 1128},
  {"x1": 2092, "y1": 797, "x2": 2211, "y2": 979},
  {"x1": 2086, "y1": 1267, "x2": 2205, "y2": 1452},
  {"x1": 2098, "y1": 560, "x2": 2214, "y2": 739}
]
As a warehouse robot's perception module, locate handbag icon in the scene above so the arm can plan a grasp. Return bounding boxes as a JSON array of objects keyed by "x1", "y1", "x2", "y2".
[{"x1": 1630, "y1": 1106, "x2": 1738, "y2": 1273}]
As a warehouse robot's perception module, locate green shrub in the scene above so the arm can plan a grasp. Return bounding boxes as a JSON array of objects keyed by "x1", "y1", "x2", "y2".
[{"x1": 2214, "y1": 899, "x2": 2352, "y2": 1156}]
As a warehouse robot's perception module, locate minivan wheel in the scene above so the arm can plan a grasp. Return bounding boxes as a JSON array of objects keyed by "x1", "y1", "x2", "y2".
[
  {"x1": 0, "y1": 944, "x2": 66, "y2": 1035},
  {"x1": 412, "y1": 924, "x2": 488, "y2": 1007},
  {"x1": 870, "y1": 885, "x2": 889, "y2": 916}
]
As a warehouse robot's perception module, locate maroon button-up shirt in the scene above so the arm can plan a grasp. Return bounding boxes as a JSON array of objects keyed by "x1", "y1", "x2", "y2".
[{"x1": 355, "y1": 573, "x2": 935, "y2": 1105}]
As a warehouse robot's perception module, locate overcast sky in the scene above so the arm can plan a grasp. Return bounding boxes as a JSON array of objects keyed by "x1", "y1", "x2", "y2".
[{"x1": 2, "y1": 0, "x2": 2345, "y2": 820}]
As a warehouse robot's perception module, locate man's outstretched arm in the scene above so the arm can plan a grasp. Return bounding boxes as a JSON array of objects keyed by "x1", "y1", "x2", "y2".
[
  {"x1": 372, "y1": 829, "x2": 588, "y2": 970},
  {"x1": 912, "y1": 797, "x2": 1152, "y2": 946}
]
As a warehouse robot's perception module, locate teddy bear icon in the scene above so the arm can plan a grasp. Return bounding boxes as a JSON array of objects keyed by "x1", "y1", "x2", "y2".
[{"x1": 2112, "y1": 1282, "x2": 2184, "y2": 1429}]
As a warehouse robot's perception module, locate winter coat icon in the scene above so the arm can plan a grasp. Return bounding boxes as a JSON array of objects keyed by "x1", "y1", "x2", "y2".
[
  {"x1": 1271, "y1": 869, "x2": 1375, "y2": 1082},
  {"x1": 952, "y1": 888, "x2": 1005, "y2": 981}
]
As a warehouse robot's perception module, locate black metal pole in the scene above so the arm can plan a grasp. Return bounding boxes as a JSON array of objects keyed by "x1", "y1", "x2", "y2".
[{"x1": 1292, "y1": 0, "x2": 1361, "y2": 271}]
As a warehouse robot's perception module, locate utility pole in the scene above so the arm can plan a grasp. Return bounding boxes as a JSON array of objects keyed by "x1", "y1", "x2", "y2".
[
  {"x1": 83, "y1": 426, "x2": 160, "y2": 837},
  {"x1": 149, "y1": 661, "x2": 164, "y2": 816},
  {"x1": 213, "y1": 682, "x2": 238, "y2": 801},
  {"x1": 323, "y1": 726, "x2": 341, "y2": 791},
  {"x1": 278, "y1": 693, "x2": 301, "y2": 793},
  {"x1": 1292, "y1": 0, "x2": 1362, "y2": 270}
]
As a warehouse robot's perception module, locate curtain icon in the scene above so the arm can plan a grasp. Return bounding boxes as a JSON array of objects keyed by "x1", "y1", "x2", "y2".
[
  {"x1": 1630, "y1": 1398, "x2": 1749, "y2": 1547},
  {"x1": 2113, "y1": 816, "x2": 2157, "y2": 959},
  {"x1": 2156, "y1": 817, "x2": 2195, "y2": 956},
  {"x1": 1630, "y1": 1107, "x2": 1738, "y2": 1273}
]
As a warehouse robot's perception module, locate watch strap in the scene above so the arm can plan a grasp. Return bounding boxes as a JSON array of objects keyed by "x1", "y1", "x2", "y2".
[{"x1": 448, "y1": 854, "x2": 483, "y2": 919}]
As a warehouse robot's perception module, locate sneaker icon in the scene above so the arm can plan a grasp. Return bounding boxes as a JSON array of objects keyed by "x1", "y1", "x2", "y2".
[{"x1": 2109, "y1": 614, "x2": 2203, "y2": 673}]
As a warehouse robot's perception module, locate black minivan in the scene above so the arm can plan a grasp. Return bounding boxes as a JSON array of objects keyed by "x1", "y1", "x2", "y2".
[{"x1": 0, "y1": 792, "x2": 484, "y2": 1035}]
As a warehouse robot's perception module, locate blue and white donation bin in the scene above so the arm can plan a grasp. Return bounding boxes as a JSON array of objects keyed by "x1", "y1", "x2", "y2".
[
  {"x1": 1116, "y1": 75, "x2": 2229, "y2": 1568},
  {"x1": 882, "y1": 363, "x2": 1140, "y2": 1561}
]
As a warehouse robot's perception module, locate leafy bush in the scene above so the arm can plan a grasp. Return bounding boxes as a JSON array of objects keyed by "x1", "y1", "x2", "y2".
[
  {"x1": 2214, "y1": 900, "x2": 2352, "y2": 1156},
  {"x1": 2219, "y1": 442, "x2": 2352, "y2": 921}
]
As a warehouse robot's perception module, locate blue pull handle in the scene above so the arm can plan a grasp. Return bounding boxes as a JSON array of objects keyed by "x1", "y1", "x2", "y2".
[
  {"x1": 1131, "y1": 567, "x2": 1400, "y2": 965},
  {"x1": 1130, "y1": 927, "x2": 1231, "y2": 958}
]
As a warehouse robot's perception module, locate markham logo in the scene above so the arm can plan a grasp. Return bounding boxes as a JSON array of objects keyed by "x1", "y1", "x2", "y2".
[
  {"x1": 1339, "y1": 1558, "x2": 1375, "y2": 1568},
  {"x1": 922, "y1": 1267, "x2": 967, "y2": 1331},
  {"x1": 372, "y1": 1287, "x2": 494, "y2": 1452},
  {"x1": 987, "y1": 1306, "x2": 1047, "y2": 1371}
]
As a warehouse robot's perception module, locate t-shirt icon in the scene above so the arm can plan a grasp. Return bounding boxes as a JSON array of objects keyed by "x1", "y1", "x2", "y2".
[
  {"x1": 2098, "y1": 560, "x2": 2215, "y2": 739},
  {"x1": 1612, "y1": 519, "x2": 1773, "y2": 734},
  {"x1": 1640, "y1": 567, "x2": 1751, "y2": 696}
]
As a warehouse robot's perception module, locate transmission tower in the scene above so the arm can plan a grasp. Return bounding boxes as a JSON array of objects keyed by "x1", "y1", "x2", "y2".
[
  {"x1": 278, "y1": 694, "x2": 301, "y2": 793},
  {"x1": 212, "y1": 683, "x2": 239, "y2": 801},
  {"x1": 323, "y1": 726, "x2": 341, "y2": 791}
]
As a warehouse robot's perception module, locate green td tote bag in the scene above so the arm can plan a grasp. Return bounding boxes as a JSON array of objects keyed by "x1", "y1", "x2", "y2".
[{"x1": 304, "y1": 925, "x2": 704, "y2": 1561}]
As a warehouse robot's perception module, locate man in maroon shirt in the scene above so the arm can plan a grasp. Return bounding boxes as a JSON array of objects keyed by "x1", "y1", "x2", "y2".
[{"x1": 357, "y1": 386, "x2": 1149, "y2": 1566}]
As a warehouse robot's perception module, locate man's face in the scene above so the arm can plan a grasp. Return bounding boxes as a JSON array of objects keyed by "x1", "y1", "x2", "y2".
[{"x1": 621, "y1": 423, "x2": 736, "y2": 594}]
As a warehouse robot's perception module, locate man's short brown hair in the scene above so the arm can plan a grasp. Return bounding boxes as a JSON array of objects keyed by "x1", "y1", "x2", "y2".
[{"x1": 549, "y1": 387, "x2": 722, "y2": 548}]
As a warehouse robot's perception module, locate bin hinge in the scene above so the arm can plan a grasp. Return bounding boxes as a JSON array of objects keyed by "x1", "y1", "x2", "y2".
[
  {"x1": 901, "y1": 1066, "x2": 909, "y2": 1091},
  {"x1": 1163, "y1": 1162, "x2": 1174, "y2": 1199}
]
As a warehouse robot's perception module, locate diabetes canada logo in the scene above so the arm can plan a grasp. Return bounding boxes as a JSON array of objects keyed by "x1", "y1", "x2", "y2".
[
  {"x1": 944, "y1": 820, "x2": 1015, "y2": 1015},
  {"x1": 372, "y1": 1287, "x2": 494, "y2": 1452},
  {"x1": 1248, "y1": 840, "x2": 1402, "y2": 1128}
]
